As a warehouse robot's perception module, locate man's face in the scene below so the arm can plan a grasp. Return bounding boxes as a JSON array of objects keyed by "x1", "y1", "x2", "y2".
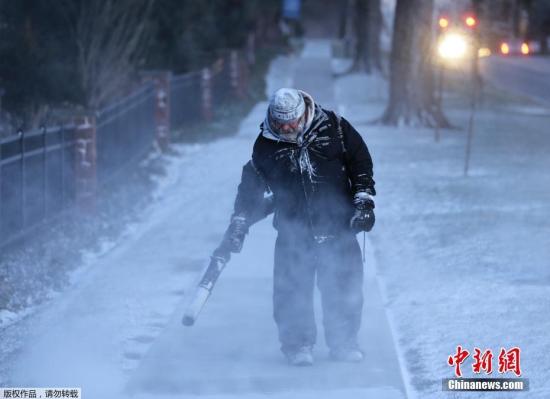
[{"x1": 271, "y1": 114, "x2": 305, "y2": 138}]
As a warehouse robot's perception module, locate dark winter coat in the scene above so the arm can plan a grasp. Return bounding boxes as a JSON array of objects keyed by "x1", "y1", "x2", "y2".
[{"x1": 234, "y1": 103, "x2": 375, "y2": 242}]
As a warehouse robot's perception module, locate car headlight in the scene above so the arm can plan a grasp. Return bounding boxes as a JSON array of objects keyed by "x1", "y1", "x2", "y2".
[{"x1": 438, "y1": 33, "x2": 469, "y2": 60}]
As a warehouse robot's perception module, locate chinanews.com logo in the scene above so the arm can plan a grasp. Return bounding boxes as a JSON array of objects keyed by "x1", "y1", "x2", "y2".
[{"x1": 443, "y1": 346, "x2": 529, "y2": 392}]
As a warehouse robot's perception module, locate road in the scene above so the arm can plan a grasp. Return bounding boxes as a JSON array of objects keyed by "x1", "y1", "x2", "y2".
[{"x1": 481, "y1": 55, "x2": 550, "y2": 105}]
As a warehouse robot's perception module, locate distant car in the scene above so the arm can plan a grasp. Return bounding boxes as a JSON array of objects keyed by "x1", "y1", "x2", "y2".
[{"x1": 498, "y1": 38, "x2": 531, "y2": 56}]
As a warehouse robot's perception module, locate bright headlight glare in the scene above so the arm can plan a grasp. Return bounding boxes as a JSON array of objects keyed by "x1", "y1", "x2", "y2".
[{"x1": 438, "y1": 33, "x2": 468, "y2": 60}]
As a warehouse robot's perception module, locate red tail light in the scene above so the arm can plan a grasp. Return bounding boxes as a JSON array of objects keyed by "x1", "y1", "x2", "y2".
[{"x1": 465, "y1": 16, "x2": 477, "y2": 28}]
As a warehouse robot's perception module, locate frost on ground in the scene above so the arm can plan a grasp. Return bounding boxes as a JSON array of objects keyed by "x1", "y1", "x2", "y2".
[
  {"x1": 0, "y1": 148, "x2": 178, "y2": 384},
  {"x1": 335, "y1": 71, "x2": 550, "y2": 398},
  {"x1": 2, "y1": 39, "x2": 548, "y2": 399},
  {"x1": 0, "y1": 44, "x2": 406, "y2": 399}
]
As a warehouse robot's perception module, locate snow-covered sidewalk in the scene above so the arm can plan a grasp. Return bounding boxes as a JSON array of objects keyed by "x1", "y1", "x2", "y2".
[{"x1": 3, "y1": 41, "x2": 407, "y2": 399}]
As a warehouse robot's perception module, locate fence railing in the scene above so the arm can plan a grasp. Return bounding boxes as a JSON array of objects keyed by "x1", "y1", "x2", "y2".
[
  {"x1": 0, "y1": 48, "x2": 252, "y2": 248},
  {"x1": 170, "y1": 71, "x2": 202, "y2": 129},
  {"x1": 0, "y1": 125, "x2": 78, "y2": 244},
  {"x1": 96, "y1": 82, "x2": 156, "y2": 184}
]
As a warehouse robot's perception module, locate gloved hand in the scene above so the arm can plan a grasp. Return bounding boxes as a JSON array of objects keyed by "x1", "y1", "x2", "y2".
[
  {"x1": 225, "y1": 215, "x2": 248, "y2": 253},
  {"x1": 350, "y1": 191, "x2": 375, "y2": 232}
]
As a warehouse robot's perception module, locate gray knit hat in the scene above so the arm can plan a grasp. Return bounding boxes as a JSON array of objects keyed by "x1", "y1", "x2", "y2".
[{"x1": 268, "y1": 88, "x2": 306, "y2": 122}]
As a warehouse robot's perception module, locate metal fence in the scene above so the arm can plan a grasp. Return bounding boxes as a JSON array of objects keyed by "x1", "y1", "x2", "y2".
[
  {"x1": 96, "y1": 82, "x2": 156, "y2": 184},
  {"x1": 170, "y1": 50, "x2": 248, "y2": 130},
  {"x1": 0, "y1": 48, "x2": 251, "y2": 249},
  {"x1": 0, "y1": 125, "x2": 78, "y2": 245},
  {"x1": 170, "y1": 71, "x2": 202, "y2": 130},
  {"x1": 211, "y1": 56, "x2": 232, "y2": 108},
  {"x1": 0, "y1": 82, "x2": 158, "y2": 248}
]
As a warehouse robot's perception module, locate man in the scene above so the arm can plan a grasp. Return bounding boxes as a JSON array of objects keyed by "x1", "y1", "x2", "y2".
[{"x1": 225, "y1": 88, "x2": 375, "y2": 366}]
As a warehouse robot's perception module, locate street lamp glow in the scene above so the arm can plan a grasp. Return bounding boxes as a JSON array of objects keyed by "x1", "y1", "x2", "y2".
[{"x1": 438, "y1": 33, "x2": 468, "y2": 60}]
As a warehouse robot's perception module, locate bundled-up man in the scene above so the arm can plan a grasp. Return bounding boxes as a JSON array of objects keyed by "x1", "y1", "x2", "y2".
[{"x1": 225, "y1": 88, "x2": 375, "y2": 366}]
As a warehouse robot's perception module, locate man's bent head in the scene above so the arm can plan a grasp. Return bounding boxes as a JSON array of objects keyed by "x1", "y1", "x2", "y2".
[{"x1": 267, "y1": 88, "x2": 307, "y2": 140}]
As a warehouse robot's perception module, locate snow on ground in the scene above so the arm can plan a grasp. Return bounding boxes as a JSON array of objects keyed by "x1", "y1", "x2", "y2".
[
  {"x1": 123, "y1": 42, "x2": 405, "y2": 399},
  {"x1": 1, "y1": 42, "x2": 406, "y2": 399},
  {"x1": 3, "y1": 38, "x2": 548, "y2": 399},
  {"x1": 335, "y1": 65, "x2": 550, "y2": 398}
]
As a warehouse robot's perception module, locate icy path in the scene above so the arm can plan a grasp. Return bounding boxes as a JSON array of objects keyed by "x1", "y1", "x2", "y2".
[{"x1": 5, "y1": 41, "x2": 406, "y2": 399}]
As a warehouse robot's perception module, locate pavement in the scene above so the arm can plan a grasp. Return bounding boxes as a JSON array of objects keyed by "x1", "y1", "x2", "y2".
[
  {"x1": 4, "y1": 40, "x2": 408, "y2": 399},
  {"x1": 127, "y1": 40, "x2": 407, "y2": 399}
]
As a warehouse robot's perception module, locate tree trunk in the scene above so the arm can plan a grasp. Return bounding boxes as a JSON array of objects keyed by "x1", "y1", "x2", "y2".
[
  {"x1": 410, "y1": 0, "x2": 451, "y2": 127},
  {"x1": 351, "y1": 0, "x2": 369, "y2": 72},
  {"x1": 348, "y1": 0, "x2": 383, "y2": 74},
  {"x1": 378, "y1": 0, "x2": 450, "y2": 127},
  {"x1": 378, "y1": 0, "x2": 415, "y2": 124},
  {"x1": 338, "y1": 0, "x2": 349, "y2": 39},
  {"x1": 367, "y1": 0, "x2": 383, "y2": 72}
]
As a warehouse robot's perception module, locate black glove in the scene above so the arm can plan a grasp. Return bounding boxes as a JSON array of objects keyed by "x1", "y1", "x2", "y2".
[
  {"x1": 225, "y1": 215, "x2": 248, "y2": 253},
  {"x1": 350, "y1": 191, "x2": 375, "y2": 232}
]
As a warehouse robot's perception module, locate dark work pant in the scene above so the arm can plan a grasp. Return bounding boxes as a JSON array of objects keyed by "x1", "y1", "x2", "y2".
[{"x1": 273, "y1": 231, "x2": 364, "y2": 353}]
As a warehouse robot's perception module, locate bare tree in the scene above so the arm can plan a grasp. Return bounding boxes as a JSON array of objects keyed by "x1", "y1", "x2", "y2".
[
  {"x1": 378, "y1": 0, "x2": 450, "y2": 127},
  {"x1": 61, "y1": 0, "x2": 155, "y2": 109},
  {"x1": 351, "y1": 0, "x2": 368, "y2": 71},
  {"x1": 409, "y1": 0, "x2": 450, "y2": 127},
  {"x1": 336, "y1": 0, "x2": 383, "y2": 75},
  {"x1": 338, "y1": 0, "x2": 350, "y2": 39},
  {"x1": 367, "y1": 0, "x2": 383, "y2": 72},
  {"x1": 378, "y1": 0, "x2": 415, "y2": 124}
]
